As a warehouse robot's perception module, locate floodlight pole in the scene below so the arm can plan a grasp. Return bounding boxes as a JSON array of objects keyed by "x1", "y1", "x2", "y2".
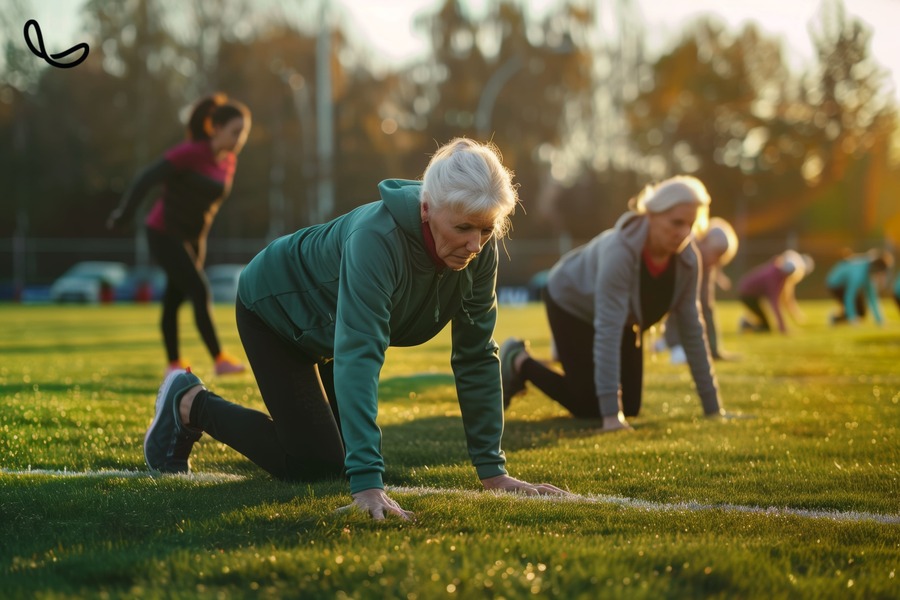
[
  {"x1": 315, "y1": 1, "x2": 335, "y2": 223},
  {"x1": 475, "y1": 54, "x2": 524, "y2": 139},
  {"x1": 272, "y1": 62, "x2": 316, "y2": 232}
]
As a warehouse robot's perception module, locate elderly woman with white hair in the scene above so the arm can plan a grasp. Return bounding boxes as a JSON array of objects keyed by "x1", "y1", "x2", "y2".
[
  {"x1": 142, "y1": 138, "x2": 569, "y2": 520},
  {"x1": 500, "y1": 175, "x2": 726, "y2": 432},
  {"x1": 663, "y1": 216, "x2": 740, "y2": 363}
]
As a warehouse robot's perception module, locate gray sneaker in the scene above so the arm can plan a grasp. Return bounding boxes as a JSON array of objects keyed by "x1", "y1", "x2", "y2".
[
  {"x1": 144, "y1": 368, "x2": 204, "y2": 473},
  {"x1": 499, "y1": 337, "x2": 527, "y2": 409}
]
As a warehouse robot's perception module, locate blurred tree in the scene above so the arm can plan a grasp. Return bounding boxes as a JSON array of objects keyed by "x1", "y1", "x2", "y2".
[
  {"x1": 2, "y1": 0, "x2": 897, "y2": 289},
  {"x1": 395, "y1": 0, "x2": 593, "y2": 241},
  {"x1": 81, "y1": 0, "x2": 187, "y2": 174},
  {"x1": 541, "y1": 0, "x2": 646, "y2": 240},
  {"x1": 625, "y1": 19, "x2": 784, "y2": 228},
  {"x1": 178, "y1": 0, "x2": 255, "y2": 97},
  {"x1": 212, "y1": 27, "x2": 321, "y2": 239},
  {"x1": 801, "y1": 0, "x2": 897, "y2": 238},
  {"x1": 623, "y1": 3, "x2": 898, "y2": 248},
  {"x1": 0, "y1": 0, "x2": 41, "y2": 240}
]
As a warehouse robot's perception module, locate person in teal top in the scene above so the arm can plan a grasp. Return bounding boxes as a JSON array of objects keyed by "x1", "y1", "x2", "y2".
[
  {"x1": 825, "y1": 249, "x2": 893, "y2": 325},
  {"x1": 142, "y1": 138, "x2": 569, "y2": 520},
  {"x1": 894, "y1": 271, "x2": 900, "y2": 315}
]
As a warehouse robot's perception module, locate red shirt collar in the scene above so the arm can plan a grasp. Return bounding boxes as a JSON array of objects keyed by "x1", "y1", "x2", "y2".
[
  {"x1": 421, "y1": 221, "x2": 447, "y2": 269},
  {"x1": 642, "y1": 247, "x2": 671, "y2": 277}
]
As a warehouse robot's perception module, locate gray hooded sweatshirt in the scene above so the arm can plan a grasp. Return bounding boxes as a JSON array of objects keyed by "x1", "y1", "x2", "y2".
[{"x1": 546, "y1": 211, "x2": 721, "y2": 417}]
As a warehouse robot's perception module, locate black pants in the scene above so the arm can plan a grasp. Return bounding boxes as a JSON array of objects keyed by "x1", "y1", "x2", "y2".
[
  {"x1": 189, "y1": 301, "x2": 345, "y2": 482},
  {"x1": 739, "y1": 295, "x2": 771, "y2": 331},
  {"x1": 147, "y1": 228, "x2": 220, "y2": 362},
  {"x1": 520, "y1": 291, "x2": 643, "y2": 418},
  {"x1": 828, "y1": 286, "x2": 867, "y2": 321},
  {"x1": 665, "y1": 276, "x2": 720, "y2": 357}
]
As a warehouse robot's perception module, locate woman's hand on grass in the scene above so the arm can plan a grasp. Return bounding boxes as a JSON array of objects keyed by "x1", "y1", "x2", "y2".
[
  {"x1": 337, "y1": 488, "x2": 414, "y2": 521},
  {"x1": 481, "y1": 474, "x2": 572, "y2": 497}
]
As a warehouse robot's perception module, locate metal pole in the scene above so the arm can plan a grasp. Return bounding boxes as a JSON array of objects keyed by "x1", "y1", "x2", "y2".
[
  {"x1": 272, "y1": 58, "x2": 316, "y2": 229},
  {"x1": 475, "y1": 54, "x2": 524, "y2": 138},
  {"x1": 315, "y1": 1, "x2": 335, "y2": 223},
  {"x1": 289, "y1": 76, "x2": 317, "y2": 227}
]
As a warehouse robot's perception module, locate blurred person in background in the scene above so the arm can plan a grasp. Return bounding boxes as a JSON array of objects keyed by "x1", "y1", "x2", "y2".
[
  {"x1": 825, "y1": 249, "x2": 893, "y2": 326},
  {"x1": 886, "y1": 217, "x2": 900, "y2": 316},
  {"x1": 141, "y1": 138, "x2": 571, "y2": 520},
  {"x1": 659, "y1": 216, "x2": 739, "y2": 364},
  {"x1": 107, "y1": 93, "x2": 250, "y2": 376},
  {"x1": 500, "y1": 176, "x2": 726, "y2": 432},
  {"x1": 736, "y1": 250, "x2": 814, "y2": 335},
  {"x1": 892, "y1": 270, "x2": 900, "y2": 315}
]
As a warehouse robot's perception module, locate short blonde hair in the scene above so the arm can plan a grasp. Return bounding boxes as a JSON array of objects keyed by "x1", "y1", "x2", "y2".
[
  {"x1": 421, "y1": 138, "x2": 519, "y2": 238},
  {"x1": 631, "y1": 175, "x2": 711, "y2": 233}
]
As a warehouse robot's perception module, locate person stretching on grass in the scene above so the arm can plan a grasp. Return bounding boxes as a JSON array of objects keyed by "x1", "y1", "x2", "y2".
[
  {"x1": 143, "y1": 138, "x2": 570, "y2": 520},
  {"x1": 893, "y1": 270, "x2": 900, "y2": 316},
  {"x1": 825, "y1": 249, "x2": 893, "y2": 326},
  {"x1": 661, "y1": 216, "x2": 739, "y2": 363},
  {"x1": 500, "y1": 175, "x2": 726, "y2": 432},
  {"x1": 736, "y1": 250, "x2": 814, "y2": 334},
  {"x1": 107, "y1": 93, "x2": 249, "y2": 376}
]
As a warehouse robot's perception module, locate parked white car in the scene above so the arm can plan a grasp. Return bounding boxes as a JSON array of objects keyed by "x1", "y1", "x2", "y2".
[
  {"x1": 206, "y1": 264, "x2": 246, "y2": 303},
  {"x1": 49, "y1": 261, "x2": 129, "y2": 303}
]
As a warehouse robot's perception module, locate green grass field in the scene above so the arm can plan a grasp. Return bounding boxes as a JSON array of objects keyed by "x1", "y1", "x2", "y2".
[{"x1": 1, "y1": 300, "x2": 898, "y2": 599}]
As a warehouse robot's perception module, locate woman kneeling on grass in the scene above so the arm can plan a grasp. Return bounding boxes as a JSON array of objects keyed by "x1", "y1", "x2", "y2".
[
  {"x1": 143, "y1": 138, "x2": 569, "y2": 519},
  {"x1": 500, "y1": 176, "x2": 726, "y2": 432}
]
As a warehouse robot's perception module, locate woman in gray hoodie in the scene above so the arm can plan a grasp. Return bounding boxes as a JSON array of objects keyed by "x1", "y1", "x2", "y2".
[{"x1": 500, "y1": 176, "x2": 724, "y2": 432}]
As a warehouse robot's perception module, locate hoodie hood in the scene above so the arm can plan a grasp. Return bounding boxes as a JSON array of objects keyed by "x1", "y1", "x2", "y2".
[
  {"x1": 378, "y1": 179, "x2": 424, "y2": 239},
  {"x1": 613, "y1": 210, "x2": 647, "y2": 257}
]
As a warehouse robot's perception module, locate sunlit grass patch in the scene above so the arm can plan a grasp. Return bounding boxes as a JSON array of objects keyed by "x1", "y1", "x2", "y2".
[{"x1": 1, "y1": 300, "x2": 898, "y2": 598}]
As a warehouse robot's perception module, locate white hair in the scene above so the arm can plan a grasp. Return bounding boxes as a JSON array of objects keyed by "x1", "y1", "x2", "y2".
[
  {"x1": 700, "y1": 216, "x2": 739, "y2": 266},
  {"x1": 631, "y1": 175, "x2": 711, "y2": 233},
  {"x1": 779, "y1": 250, "x2": 815, "y2": 282},
  {"x1": 421, "y1": 138, "x2": 519, "y2": 238}
]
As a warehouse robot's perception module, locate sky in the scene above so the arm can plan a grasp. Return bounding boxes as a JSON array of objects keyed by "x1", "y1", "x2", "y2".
[{"x1": 18, "y1": 0, "x2": 900, "y2": 102}]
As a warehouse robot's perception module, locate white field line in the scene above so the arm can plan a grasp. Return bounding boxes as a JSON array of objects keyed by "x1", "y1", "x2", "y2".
[
  {"x1": 3, "y1": 470, "x2": 897, "y2": 524},
  {"x1": 388, "y1": 485, "x2": 900, "y2": 525},
  {"x1": 1, "y1": 468, "x2": 245, "y2": 484}
]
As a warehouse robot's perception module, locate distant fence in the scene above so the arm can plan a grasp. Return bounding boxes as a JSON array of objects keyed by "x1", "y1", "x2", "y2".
[{"x1": 0, "y1": 234, "x2": 891, "y2": 301}]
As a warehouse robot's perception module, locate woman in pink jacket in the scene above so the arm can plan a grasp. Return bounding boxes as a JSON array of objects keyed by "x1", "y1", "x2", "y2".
[
  {"x1": 108, "y1": 94, "x2": 251, "y2": 375},
  {"x1": 736, "y1": 250, "x2": 813, "y2": 334}
]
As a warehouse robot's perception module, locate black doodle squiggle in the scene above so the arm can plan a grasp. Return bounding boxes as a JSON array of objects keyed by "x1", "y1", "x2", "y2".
[{"x1": 23, "y1": 19, "x2": 89, "y2": 69}]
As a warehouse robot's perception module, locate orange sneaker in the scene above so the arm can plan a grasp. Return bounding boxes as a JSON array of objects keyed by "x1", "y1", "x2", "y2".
[{"x1": 215, "y1": 351, "x2": 246, "y2": 375}]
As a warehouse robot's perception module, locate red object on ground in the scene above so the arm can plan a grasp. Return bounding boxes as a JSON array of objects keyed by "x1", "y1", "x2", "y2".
[
  {"x1": 135, "y1": 281, "x2": 153, "y2": 303},
  {"x1": 99, "y1": 282, "x2": 115, "y2": 304}
]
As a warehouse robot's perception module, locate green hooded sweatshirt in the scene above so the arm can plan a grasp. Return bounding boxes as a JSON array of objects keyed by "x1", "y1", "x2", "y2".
[{"x1": 238, "y1": 179, "x2": 508, "y2": 493}]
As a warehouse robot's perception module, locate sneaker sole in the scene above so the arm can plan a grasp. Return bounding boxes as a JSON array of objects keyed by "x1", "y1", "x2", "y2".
[{"x1": 144, "y1": 369, "x2": 184, "y2": 470}]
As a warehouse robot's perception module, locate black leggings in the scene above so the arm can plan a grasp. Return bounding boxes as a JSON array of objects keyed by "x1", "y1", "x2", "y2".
[
  {"x1": 188, "y1": 301, "x2": 345, "y2": 482},
  {"x1": 739, "y1": 295, "x2": 771, "y2": 331},
  {"x1": 147, "y1": 228, "x2": 220, "y2": 362},
  {"x1": 520, "y1": 291, "x2": 643, "y2": 419},
  {"x1": 665, "y1": 274, "x2": 720, "y2": 357},
  {"x1": 828, "y1": 286, "x2": 867, "y2": 322}
]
